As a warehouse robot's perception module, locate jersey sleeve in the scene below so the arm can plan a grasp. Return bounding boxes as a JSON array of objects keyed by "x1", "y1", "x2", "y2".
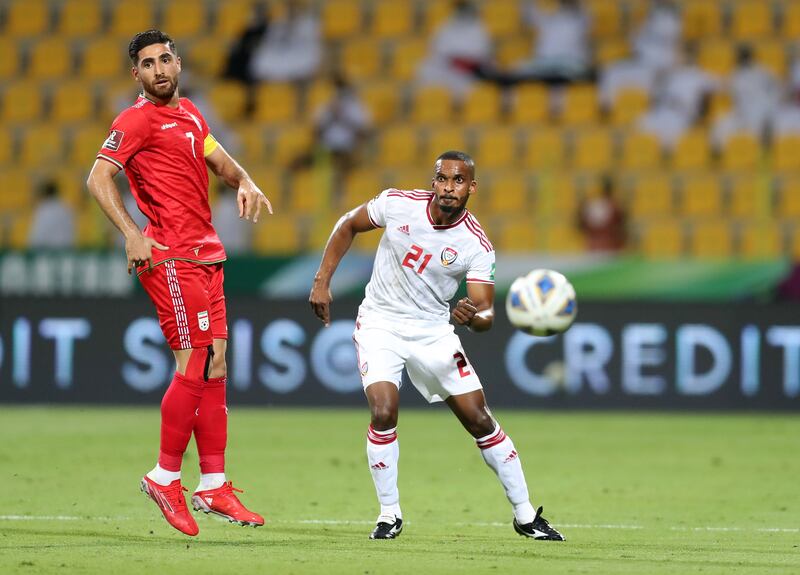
[
  {"x1": 96, "y1": 108, "x2": 150, "y2": 170},
  {"x1": 466, "y1": 249, "x2": 495, "y2": 285},
  {"x1": 366, "y1": 189, "x2": 391, "y2": 228}
]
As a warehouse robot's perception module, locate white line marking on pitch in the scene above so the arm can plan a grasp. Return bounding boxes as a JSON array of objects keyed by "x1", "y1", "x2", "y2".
[{"x1": 0, "y1": 516, "x2": 796, "y2": 534}]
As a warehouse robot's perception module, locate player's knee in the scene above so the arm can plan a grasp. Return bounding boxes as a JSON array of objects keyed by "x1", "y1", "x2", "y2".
[
  {"x1": 370, "y1": 404, "x2": 398, "y2": 430},
  {"x1": 469, "y1": 412, "x2": 496, "y2": 438}
]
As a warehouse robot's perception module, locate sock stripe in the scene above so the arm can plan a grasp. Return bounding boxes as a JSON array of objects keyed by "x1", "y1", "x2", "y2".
[
  {"x1": 368, "y1": 425, "x2": 397, "y2": 445},
  {"x1": 476, "y1": 427, "x2": 506, "y2": 450}
]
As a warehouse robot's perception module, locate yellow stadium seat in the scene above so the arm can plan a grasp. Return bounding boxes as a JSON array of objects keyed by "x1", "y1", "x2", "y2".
[
  {"x1": 543, "y1": 222, "x2": 584, "y2": 253},
  {"x1": 272, "y1": 124, "x2": 313, "y2": 167},
  {"x1": 790, "y1": 226, "x2": 800, "y2": 259},
  {"x1": 51, "y1": 81, "x2": 95, "y2": 123},
  {"x1": 773, "y1": 135, "x2": 800, "y2": 172},
  {"x1": 625, "y1": 173, "x2": 674, "y2": 218},
  {"x1": 739, "y1": 222, "x2": 783, "y2": 259},
  {"x1": 288, "y1": 170, "x2": 324, "y2": 215},
  {"x1": 784, "y1": 2, "x2": 800, "y2": 39},
  {"x1": 728, "y1": 175, "x2": 773, "y2": 219},
  {"x1": 610, "y1": 88, "x2": 649, "y2": 126},
  {"x1": 595, "y1": 38, "x2": 630, "y2": 66},
  {"x1": 485, "y1": 174, "x2": 528, "y2": 215},
  {"x1": 8, "y1": 211, "x2": 33, "y2": 249},
  {"x1": 213, "y1": 0, "x2": 254, "y2": 39},
  {"x1": 462, "y1": 84, "x2": 502, "y2": 124},
  {"x1": 51, "y1": 167, "x2": 89, "y2": 209},
  {"x1": 322, "y1": 0, "x2": 363, "y2": 40},
  {"x1": 245, "y1": 166, "x2": 283, "y2": 210},
  {"x1": 0, "y1": 169, "x2": 33, "y2": 213},
  {"x1": 571, "y1": 128, "x2": 614, "y2": 171},
  {"x1": 425, "y1": 128, "x2": 468, "y2": 161},
  {"x1": 341, "y1": 38, "x2": 382, "y2": 82},
  {"x1": 28, "y1": 37, "x2": 72, "y2": 81},
  {"x1": 755, "y1": 41, "x2": 787, "y2": 78},
  {"x1": 777, "y1": 177, "x2": 800, "y2": 218},
  {"x1": 524, "y1": 127, "x2": 565, "y2": 170},
  {"x1": 306, "y1": 80, "x2": 334, "y2": 115},
  {"x1": 0, "y1": 130, "x2": 14, "y2": 166},
  {"x1": 76, "y1": 202, "x2": 108, "y2": 248},
  {"x1": 559, "y1": 84, "x2": 599, "y2": 126},
  {"x1": 352, "y1": 223, "x2": 383, "y2": 252},
  {"x1": 253, "y1": 214, "x2": 301, "y2": 254},
  {"x1": 390, "y1": 38, "x2": 427, "y2": 82},
  {"x1": 496, "y1": 36, "x2": 532, "y2": 69},
  {"x1": 379, "y1": 125, "x2": 421, "y2": 168},
  {"x1": 682, "y1": 0, "x2": 722, "y2": 41},
  {"x1": 161, "y1": 0, "x2": 207, "y2": 40},
  {"x1": 720, "y1": 133, "x2": 761, "y2": 171},
  {"x1": 362, "y1": 82, "x2": 401, "y2": 126},
  {"x1": 671, "y1": 129, "x2": 710, "y2": 170},
  {"x1": 57, "y1": 0, "x2": 102, "y2": 38},
  {"x1": 71, "y1": 123, "x2": 109, "y2": 167},
  {"x1": 411, "y1": 86, "x2": 453, "y2": 124},
  {"x1": 730, "y1": 1, "x2": 773, "y2": 40},
  {"x1": 387, "y1": 169, "x2": 431, "y2": 192},
  {"x1": 482, "y1": 0, "x2": 521, "y2": 37},
  {"x1": 371, "y1": 1, "x2": 414, "y2": 39},
  {"x1": 100, "y1": 79, "x2": 140, "y2": 120},
  {"x1": 496, "y1": 218, "x2": 542, "y2": 253},
  {"x1": 80, "y1": 38, "x2": 128, "y2": 80},
  {"x1": 535, "y1": 172, "x2": 577, "y2": 217},
  {"x1": 187, "y1": 37, "x2": 229, "y2": 78},
  {"x1": 474, "y1": 127, "x2": 517, "y2": 169},
  {"x1": 620, "y1": 132, "x2": 662, "y2": 171},
  {"x1": 19, "y1": 125, "x2": 65, "y2": 169},
  {"x1": 254, "y1": 83, "x2": 297, "y2": 124},
  {"x1": 4, "y1": 0, "x2": 49, "y2": 38},
  {"x1": 679, "y1": 173, "x2": 723, "y2": 217},
  {"x1": 1, "y1": 81, "x2": 44, "y2": 125},
  {"x1": 587, "y1": 1, "x2": 622, "y2": 40},
  {"x1": 109, "y1": 0, "x2": 155, "y2": 38},
  {"x1": 707, "y1": 91, "x2": 733, "y2": 123},
  {"x1": 511, "y1": 84, "x2": 550, "y2": 125},
  {"x1": 421, "y1": 0, "x2": 453, "y2": 34},
  {"x1": 342, "y1": 169, "x2": 383, "y2": 209},
  {"x1": 232, "y1": 124, "x2": 267, "y2": 165},
  {"x1": 0, "y1": 38, "x2": 20, "y2": 80},
  {"x1": 639, "y1": 219, "x2": 684, "y2": 258},
  {"x1": 698, "y1": 39, "x2": 735, "y2": 76},
  {"x1": 689, "y1": 220, "x2": 733, "y2": 258},
  {"x1": 208, "y1": 82, "x2": 249, "y2": 123}
]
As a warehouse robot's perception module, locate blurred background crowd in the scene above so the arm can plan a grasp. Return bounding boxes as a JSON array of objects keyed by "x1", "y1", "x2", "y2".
[{"x1": 1, "y1": 0, "x2": 799, "y2": 265}]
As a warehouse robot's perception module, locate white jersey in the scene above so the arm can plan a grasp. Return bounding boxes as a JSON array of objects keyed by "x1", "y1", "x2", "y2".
[{"x1": 360, "y1": 188, "x2": 495, "y2": 327}]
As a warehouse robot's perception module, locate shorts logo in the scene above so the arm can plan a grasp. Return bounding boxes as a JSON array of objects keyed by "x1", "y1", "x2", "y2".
[
  {"x1": 360, "y1": 362, "x2": 369, "y2": 376},
  {"x1": 102, "y1": 130, "x2": 124, "y2": 151},
  {"x1": 197, "y1": 310, "x2": 209, "y2": 332},
  {"x1": 440, "y1": 247, "x2": 458, "y2": 266}
]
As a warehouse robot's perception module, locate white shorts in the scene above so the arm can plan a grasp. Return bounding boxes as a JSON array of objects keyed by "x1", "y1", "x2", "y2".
[{"x1": 352, "y1": 314, "x2": 483, "y2": 403}]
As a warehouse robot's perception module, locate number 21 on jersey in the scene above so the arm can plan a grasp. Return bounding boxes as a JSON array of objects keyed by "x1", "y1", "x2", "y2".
[{"x1": 402, "y1": 244, "x2": 432, "y2": 274}]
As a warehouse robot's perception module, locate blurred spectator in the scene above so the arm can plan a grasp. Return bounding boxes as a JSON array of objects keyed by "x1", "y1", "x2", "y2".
[
  {"x1": 637, "y1": 92, "x2": 692, "y2": 151},
  {"x1": 632, "y1": 0, "x2": 681, "y2": 75},
  {"x1": 661, "y1": 46, "x2": 719, "y2": 123},
  {"x1": 516, "y1": 0, "x2": 592, "y2": 83},
  {"x1": 416, "y1": 0, "x2": 492, "y2": 98},
  {"x1": 577, "y1": 176, "x2": 627, "y2": 252},
  {"x1": 28, "y1": 180, "x2": 75, "y2": 249},
  {"x1": 249, "y1": 0, "x2": 320, "y2": 83},
  {"x1": 213, "y1": 186, "x2": 252, "y2": 255},
  {"x1": 600, "y1": 59, "x2": 657, "y2": 111},
  {"x1": 713, "y1": 45, "x2": 780, "y2": 148},
  {"x1": 223, "y1": 2, "x2": 270, "y2": 85}
]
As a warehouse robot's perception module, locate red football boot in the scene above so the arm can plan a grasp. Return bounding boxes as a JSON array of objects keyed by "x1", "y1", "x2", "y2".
[
  {"x1": 140, "y1": 476, "x2": 199, "y2": 536},
  {"x1": 191, "y1": 482, "x2": 264, "y2": 527}
]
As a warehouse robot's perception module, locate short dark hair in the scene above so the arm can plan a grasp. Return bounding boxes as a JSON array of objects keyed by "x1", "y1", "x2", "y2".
[
  {"x1": 436, "y1": 150, "x2": 476, "y2": 179},
  {"x1": 128, "y1": 30, "x2": 177, "y2": 64}
]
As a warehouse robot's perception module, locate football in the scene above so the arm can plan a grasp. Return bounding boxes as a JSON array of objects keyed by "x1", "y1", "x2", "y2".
[{"x1": 505, "y1": 269, "x2": 577, "y2": 336}]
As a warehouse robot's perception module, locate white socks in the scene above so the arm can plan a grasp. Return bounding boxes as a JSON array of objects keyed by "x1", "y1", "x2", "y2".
[
  {"x1": 476, "y1": 425, "x2": 536, "y2": 525},
  {"x1": 147, "y1": 463, "x2": 180, "y2": 486},
  {"x1": 196, "y1": 473, "x2": 226, "y2": 492},
  {"x1": 367, "y1": 425, "x2": 402, "y2": 520}
]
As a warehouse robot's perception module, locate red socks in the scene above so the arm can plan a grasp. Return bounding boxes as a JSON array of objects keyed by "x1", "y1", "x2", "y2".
[
  {"x1": 158, "y1": 372, "x2": 204, "y2": 472},
  {"x1": 194, "y1": 376, "x2": 228, "y2": 474}
]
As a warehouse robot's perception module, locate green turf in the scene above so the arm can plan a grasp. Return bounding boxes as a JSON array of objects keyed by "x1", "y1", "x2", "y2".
[{"x1": 0, "y1": 407, "x2": 797, "y2": 574}]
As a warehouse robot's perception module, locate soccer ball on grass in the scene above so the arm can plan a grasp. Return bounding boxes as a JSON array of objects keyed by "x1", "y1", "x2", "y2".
[{"x1": 505, "y1": 269, "x2": 577, "y2": 336}]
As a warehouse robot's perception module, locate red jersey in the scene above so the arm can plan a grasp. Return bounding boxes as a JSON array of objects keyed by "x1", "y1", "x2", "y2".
[{"x1": 97, "y1": 95, "x2": 226, "y2": 270}]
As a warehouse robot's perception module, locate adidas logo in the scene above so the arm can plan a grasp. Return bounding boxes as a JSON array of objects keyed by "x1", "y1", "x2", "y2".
[
  {"x1": 503, "y1": 450, "x2": 518, "y2": 463},
  {"x1": 397, "y1": 224, "x2": 410, "y2": 235},
  {"x1": 371, "y1": 462, "x2": 389, "y2": 470}
]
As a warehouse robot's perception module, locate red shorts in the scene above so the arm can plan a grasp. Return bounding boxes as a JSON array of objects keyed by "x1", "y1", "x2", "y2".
[{"x1": 138, "y1": 260, "x2": 227, "y2": 350}]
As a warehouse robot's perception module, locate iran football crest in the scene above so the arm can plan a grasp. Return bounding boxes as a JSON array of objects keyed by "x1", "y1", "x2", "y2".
[
  {"x1": 197, "y1": 310, "x2": 210, "y2": 331},
  {"x1": 440, "y1": 247, "x2": 458, "y2": 266}
]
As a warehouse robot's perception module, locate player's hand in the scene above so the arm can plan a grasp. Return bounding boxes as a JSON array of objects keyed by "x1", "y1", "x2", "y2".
[
  {"x1": 309, "y1": 281, "x2": 333, "y2": 327},
  {"x1": 451, "y1": 297, "x2": 478, "y2": 327},
  {"x1": 238, "y1": 179, "x2": 273, "y2": 223},
  {"x1": 125, "y1": 232, "x2": 169, "y2": 274}
]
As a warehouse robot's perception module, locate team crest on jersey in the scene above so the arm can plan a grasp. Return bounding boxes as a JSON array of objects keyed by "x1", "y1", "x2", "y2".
[
  {"x1": 440, "y1": 247, "x2": 458, "y2": 266},
  {"x1": 197, "y1": 311, "x2": 209, "y2": 332},
  {"x1": 102, "y1": 130, "x2": 124, "y2": 151}
]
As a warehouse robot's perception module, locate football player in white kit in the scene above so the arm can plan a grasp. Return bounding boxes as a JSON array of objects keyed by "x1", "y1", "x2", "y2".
[{"x1": 309, "y1": 151, "x2": 564, "y2": 541}]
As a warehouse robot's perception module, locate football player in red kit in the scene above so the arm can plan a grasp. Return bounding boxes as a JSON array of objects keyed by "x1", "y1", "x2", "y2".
[{"x1": 87, "y1": 30, "x2": 271, "y2": 536}]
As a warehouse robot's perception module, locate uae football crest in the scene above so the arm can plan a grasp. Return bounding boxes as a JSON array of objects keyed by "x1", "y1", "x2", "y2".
[{"x1": 440, "y1": 247, "x2": 458, "y2": 266}]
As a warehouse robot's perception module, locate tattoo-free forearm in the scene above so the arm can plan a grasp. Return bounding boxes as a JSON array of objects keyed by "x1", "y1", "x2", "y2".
[
  {"x1": 86, "y1": 170, "x2": 140, "y2": 239},
  {"x1": 314, "y1": 214, "x2": 358, "y2": 286}
]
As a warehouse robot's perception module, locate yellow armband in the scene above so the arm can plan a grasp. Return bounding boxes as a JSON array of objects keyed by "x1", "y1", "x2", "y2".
[{"x1": 203, "y1": 134, "x2": 219, "y2": 157}]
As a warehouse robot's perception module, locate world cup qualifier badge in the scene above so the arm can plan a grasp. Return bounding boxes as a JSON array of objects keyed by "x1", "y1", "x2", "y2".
[
  {"x1": 197, "y1": 310, "x2": 210, "y2": 331},
  {"x1": 102, "y1": 130, "x2": 124, "y2": 151},
  {"x1": 440, "y1": 247, "x2": 458, "y2": 266}
]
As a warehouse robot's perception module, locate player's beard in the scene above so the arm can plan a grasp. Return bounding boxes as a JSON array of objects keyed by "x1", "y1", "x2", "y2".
[
  {"x1": 146, "y1": 76, "x2": 178, "y2": 100},
  {"x1": 438, "y1": 196, "x2": 465, "y2": 214}
]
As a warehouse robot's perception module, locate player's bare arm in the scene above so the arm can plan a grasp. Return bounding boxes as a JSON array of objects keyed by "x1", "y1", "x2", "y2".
[
  {"x1": 452, "y1": 282, "x2": 495, "y2": 332},
  {"x1": 205, "y1": 145, "x2": 272, "y2": 223},
  {"x1": 87, "y1": 159, "x2": 168, "y2": 274},
  {"x1": 310, "y1": 203, "x2": 376, "y2": 326}
]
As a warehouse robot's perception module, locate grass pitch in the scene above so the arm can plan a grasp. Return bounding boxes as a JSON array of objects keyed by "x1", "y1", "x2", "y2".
[{"x1": 0, "y1": 406, "x2": 797, "y2": 574}]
